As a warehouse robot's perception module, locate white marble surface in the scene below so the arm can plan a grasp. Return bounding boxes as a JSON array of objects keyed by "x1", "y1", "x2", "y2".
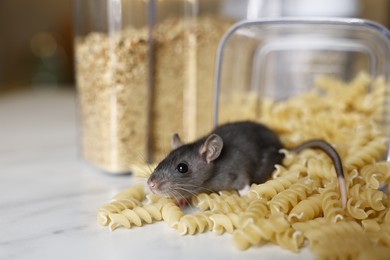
[{"x1": 0, "y1": 89, "x2": 314, "y2": 260}]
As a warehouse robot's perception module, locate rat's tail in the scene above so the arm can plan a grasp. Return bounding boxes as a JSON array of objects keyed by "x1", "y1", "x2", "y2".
[{"x1": 293, "y1": 139, "x2": 347, "y2": 209}]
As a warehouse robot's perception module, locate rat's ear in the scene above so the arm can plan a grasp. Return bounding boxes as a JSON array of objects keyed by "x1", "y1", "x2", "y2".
[
  {"x1": 199, "y1": 134, "x2": 223, "y2": 163},
  {"x1": 171, "y1": 133, "x2": 183, "y2": 149}
]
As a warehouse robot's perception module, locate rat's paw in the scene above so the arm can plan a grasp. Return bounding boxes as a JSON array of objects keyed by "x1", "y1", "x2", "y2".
[
  {"x1": 175, "y1": 197, "x2": 192, "y2": 207},
  {"x1": 239, "y1": 185, "x2": 250, "y2": 196}
]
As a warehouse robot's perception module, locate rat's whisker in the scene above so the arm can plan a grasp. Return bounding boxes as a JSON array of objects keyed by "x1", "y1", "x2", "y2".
[
  {"x1": 172, "y1": 190, "x2": 186, "y2": 203},
  {"x1": 166, "y1": 187, "x2": 179, "y2": 202},
  {"x1": 146, "y1": 164, "x2": 154, "y2": 175},
  {"x1": 134, "y1": 178, "x2": 147, "y2": 186},
  {"x1": 177, "y1": 183, "x2": 216, "y2": 194},
  {"x1": 170, "y1": 186, "x2": 198, "y2": 209},
  {"x1": 136, "y1": 175, "x2": 149, "y2": 181},
  {"x1": 172, "y1": 185, "x2": 199, "y2": 198}
]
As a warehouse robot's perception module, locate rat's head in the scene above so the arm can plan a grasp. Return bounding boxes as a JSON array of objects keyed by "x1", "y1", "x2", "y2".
[{"x1": 147, "y1": 133, "x2": 223, "y2": 198}]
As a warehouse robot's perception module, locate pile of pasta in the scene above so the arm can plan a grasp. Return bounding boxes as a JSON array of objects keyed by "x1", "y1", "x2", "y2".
[{"x1": 97, "y1": 73, "x2": 390, "y2": 259}]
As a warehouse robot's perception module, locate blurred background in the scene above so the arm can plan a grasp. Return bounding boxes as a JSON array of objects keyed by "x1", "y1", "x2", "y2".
[
  {"x1": 0, "y1": 0, "x2": 389, "y2": 92},
  {"x1": 0, "y1": 0, "x2": 74, "y2": 91}
]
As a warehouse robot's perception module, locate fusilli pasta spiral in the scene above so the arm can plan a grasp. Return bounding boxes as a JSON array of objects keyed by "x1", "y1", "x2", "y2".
[{"x1": 97, "y1": 73, "x2": 390, "y2": 260}]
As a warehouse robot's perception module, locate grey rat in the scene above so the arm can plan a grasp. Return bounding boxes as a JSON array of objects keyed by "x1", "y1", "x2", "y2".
[{"x1": 147, "y1": 121, "x2": 347, "y2": 207}]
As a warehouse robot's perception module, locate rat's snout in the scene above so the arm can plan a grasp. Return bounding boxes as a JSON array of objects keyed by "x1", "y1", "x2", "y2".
[
  {"x1": 147, "y1": 172, "x2": 172, "y2": 196},
  {"x1": 148, "y1": 180, "x2": 158, "y2": 190},
  {"x1": 147, "y1": 176, "x2": 160, "y2": 193}
]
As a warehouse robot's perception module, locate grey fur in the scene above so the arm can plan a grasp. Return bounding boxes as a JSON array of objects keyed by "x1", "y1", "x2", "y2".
[{"x1": 147, "y1": 121, "x2": 284, "y2": 198}]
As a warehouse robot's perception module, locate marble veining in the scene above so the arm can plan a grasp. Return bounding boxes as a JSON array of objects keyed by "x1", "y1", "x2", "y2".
[{"x1": 0, "y1": 90, "x2": 314, "y2": 260}]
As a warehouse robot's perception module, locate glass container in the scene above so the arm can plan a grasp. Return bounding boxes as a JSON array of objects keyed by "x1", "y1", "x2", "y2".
[
  {"x1": 214, "y1": 18, "x2": 390, "y2": 128},
  {"x1": 72, "y1": 0, "x2": 274, "y2": 173},
  {"x1": 213, "y1": 17, "x2": 390, "y2": 159}
]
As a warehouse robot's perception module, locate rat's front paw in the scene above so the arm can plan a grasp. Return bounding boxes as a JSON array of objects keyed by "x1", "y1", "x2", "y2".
[{"x1": 175, "y1": 197, "x2": 191, "y2": 207}]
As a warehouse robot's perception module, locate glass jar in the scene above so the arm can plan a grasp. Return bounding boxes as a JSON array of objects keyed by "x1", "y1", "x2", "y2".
[
  {"x1": 213, "y1": 18, "x2": 390, "y2": 160},
  {"x1": 72, "y1": 0, "x2": 276, "y2": 173},
  {"x1": 214, "y1": 18, "x2": 390, "y2": 129}
]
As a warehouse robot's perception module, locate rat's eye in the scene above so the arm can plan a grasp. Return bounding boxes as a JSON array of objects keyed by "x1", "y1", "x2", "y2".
[{"x1": 176, "y1": 163, "x2": 188, "y2": 174}]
